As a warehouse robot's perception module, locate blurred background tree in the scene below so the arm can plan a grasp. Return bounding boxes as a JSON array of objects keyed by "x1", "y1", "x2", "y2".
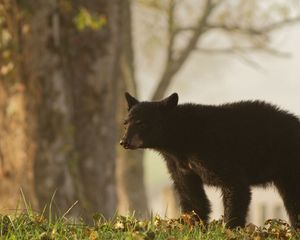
[
  {"x1": 0, "y1": 0, "x2": 121, "y2": 220},
  {"x1": 0, "y1": 0, "x2": 299, "y2": 220},
  {"x1": 0, "y1": 0, "x2": 37, "y2": 212}
]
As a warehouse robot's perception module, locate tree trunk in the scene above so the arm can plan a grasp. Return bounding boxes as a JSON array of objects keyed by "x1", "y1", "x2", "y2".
[
  {"x1": 0, "y1": 80, "x2": 37, "y2": 212},
  {"x1": 64, "y1": 0, "x2": 120, "y2": 220},
  {"x1": 20, "y1": 0, "x2": 79, "y2": 217},
  {"x1": 0, "y1": 1, "x2": 37, "y2": 213},
  {"x1": 116, "y1": 0, "x2": 148, "y2": 218},
  {"x1": 19, "y1": 0, "x2": 120, "y2": 219},
  {"x1": 1, "y1": 0, "x2": 146, "y2": 219}
]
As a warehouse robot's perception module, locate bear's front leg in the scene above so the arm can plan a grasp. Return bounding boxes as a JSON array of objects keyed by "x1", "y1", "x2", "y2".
[
  {"x1": 221, "y1": 185, "x2": 251, "y2": 228},
  {"x1": 165, "y1": 158, "x2": 211, "y2": 224}
]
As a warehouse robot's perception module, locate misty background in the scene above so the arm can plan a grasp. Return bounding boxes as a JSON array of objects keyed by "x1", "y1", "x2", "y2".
[
  {"x1": 0, "y1": 0, "x2": 300, "y2": 226},
  {"x1": 133, "y1": 1, "x2": 300, "y2": 225}
]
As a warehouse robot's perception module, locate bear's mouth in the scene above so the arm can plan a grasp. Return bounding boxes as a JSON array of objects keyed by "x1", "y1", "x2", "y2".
[
  {"x1": 120, "y1": 140, "x2": 140, "y2": 150},
  {"x1": 120, "y1": 134, "x2": 144, "y2": 150},
  {"x1": 123, "y1": 143, "x2": 138, "y2": 150}
]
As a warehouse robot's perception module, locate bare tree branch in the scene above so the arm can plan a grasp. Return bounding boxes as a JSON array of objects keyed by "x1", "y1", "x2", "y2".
[
  {"x1": 262, "y1": 15, "x2": 300, "y2": 32},
  {"x1": 167, "y1": 0, "x2": 176, "y2": 63},
  {"x1": 206, "y1": 24, "x2": 264, "y2": 36},
  {"x1": 235, "y1": 53, "x2": 264, "y2": 71},
  {"x1": 197, "y1": 45, "x2": 291, "y2": 71},
  {"x1": 197, "y1": 46, "x2": 291, "y2": 58},
  {"x1": 152, "y1": 0, "x2": 215, "y2": 100},
  {"x1": 151, "y1": 1, "x2": 300, "y2": 101},
  {"x1": 176, "y1": 16, "x2": 300, "y2": 37},
  {"x1": 206, "y1": 16, "x2": 300, "y2": 35}
]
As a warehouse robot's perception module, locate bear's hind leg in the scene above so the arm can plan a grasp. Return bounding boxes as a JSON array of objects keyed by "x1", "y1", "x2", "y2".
[
  {"x1": 221, "y1": 185, "x2": 251, "y2": 228},
  {"x1": 275, "y1": 179, "x2": 300, "y2": 229}
]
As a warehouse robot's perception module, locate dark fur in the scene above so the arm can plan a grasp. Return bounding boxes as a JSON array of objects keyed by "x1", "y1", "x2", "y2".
[{"x1": 121, "y1": 92, "x2": 300, "y2": 229}]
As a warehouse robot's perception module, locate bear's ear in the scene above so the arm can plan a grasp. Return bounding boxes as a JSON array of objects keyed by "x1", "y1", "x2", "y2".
[
  {"x1": 125, "y1": 92, "x2": 139, "y2": 111},
  {"x1": 160, "y1": 93, "x2": 178, "y2": 108}
]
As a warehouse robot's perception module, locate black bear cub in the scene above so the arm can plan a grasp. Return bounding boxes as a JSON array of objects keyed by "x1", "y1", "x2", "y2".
[{"x1": 120, "y1": 92, "x2": 300, "y2": 229}]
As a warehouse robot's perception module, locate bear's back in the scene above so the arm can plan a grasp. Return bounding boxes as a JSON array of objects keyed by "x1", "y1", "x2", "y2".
[{"x1": 164, "y1": 100, "x2": 300, "y2": 185}]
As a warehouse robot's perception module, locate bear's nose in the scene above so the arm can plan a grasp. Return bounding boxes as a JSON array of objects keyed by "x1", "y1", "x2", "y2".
[
  {"x1": 120, "y1": 139, "x2": 128, "y2": 147},
  {"x1": 120, "y1": 139, "x2": 130, "y2": 149}
]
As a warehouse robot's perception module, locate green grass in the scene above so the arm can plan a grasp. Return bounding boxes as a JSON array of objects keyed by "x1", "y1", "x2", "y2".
[{"x1": 0, "y1": 211, "x2": 299, "y2": 240}]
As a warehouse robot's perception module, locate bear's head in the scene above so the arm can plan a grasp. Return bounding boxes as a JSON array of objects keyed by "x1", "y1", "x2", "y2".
[{"x1": 120, "y1": 92, "x2": 178, "y2": 149}]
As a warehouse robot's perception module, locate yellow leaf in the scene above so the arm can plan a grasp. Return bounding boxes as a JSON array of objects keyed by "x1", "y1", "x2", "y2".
[{"x1": 89, "y1": 230, "x2": 98, "y2": 240}]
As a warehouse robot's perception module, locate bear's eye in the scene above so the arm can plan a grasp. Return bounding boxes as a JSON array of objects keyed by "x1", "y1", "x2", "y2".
[
  {"x1": 135, "y1": 120, "x2": 144, "y2": 125},
  {"x1": 135, "y1": 120, "x2": 146, "y2": 129}
]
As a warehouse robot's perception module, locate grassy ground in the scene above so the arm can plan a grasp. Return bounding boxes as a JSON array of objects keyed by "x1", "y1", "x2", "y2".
[{"x1": 0, "y1": 211, "x2": 299, "y2": 240}]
